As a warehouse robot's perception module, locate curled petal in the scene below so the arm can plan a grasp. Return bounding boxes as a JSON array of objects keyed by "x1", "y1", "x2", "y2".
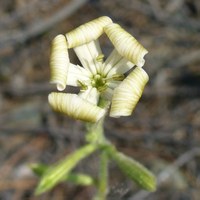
[
  {"x1": 50, "y1": 34, "x2": 69, "y2": 91},
  {"x1": 48, "y1": 92, "x2": 106, "y2": 123},
  {"x1": 110, "y1": 67, "x2": 149, "y2": 117},
  {"x1": 66, "y1": 16, "x2": 112, "y2": 48},
  {"x1": 104, "y1": 23, "x2": 148, "y2": 67}
]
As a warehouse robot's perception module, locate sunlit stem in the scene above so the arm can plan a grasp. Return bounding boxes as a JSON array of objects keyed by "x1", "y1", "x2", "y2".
[
  {"x1": 86, "y1": 119, "x2": 108, "y2": 200},
  {"x1": 85, "y1": 119, "x2": 105, "y2": 144},
  {"x1": 85, "y1": 98, "x2": 110, "y2": 200},
  {"x1": 86, "y1": 118, "x2": 109, "y2": 200},
  {"x1": 85, "y1": 98, "x2": 109, "y2": 144}
]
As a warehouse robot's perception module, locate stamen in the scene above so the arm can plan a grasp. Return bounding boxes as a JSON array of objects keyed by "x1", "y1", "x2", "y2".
[
  {"x1": 98, "y1": 85, "x2": 108, "y2": 92},
  {"x1": 103, "y1": 74, "x2": 125, "y2": 82},
  {"x1": 96, "y1": 54, "x2": 104, "y2": 62},
  {"x1": 77, "y1": 80, "x2": 88, "y2": 90},
  {"x1": 90, "y1": 74, "x2": 107, "y2": 92}
]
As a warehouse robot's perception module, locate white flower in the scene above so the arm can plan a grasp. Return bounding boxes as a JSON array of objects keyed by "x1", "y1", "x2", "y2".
[{"x1": 49, "y1": 16, "x2": 149, "y2": 122}]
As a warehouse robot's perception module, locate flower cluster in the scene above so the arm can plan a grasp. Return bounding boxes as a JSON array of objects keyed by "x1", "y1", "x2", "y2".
[{"x1": 48, "y1": 16, "x2": 149, "y2": 122}]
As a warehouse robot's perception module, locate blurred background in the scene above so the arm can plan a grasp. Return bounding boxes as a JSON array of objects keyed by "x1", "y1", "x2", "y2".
[{"x1": 0, "y1": 0, "x2": 200, "y2": 199}]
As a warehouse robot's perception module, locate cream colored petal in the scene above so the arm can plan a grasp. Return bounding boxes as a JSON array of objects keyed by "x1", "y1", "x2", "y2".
[
  {"x1": 107, "y1": 81, "x2": 121, "y2": 90},
  {"x1": 74, "y1": 40, "x2": 102, "y2": 75},
  {"x1": 104, "y1": 23, "x2": 148, "y2": 67},
  {"x1": 101, "y1": 49, "x2": 123, "y2": 76},
  {"x1": 67, "y1": 64, "x2": 91, "y2": 87},
  {"x1": 66, "y1": 16, "x2": 112, "y2": 48},
  {"x1": 50, "y1": 34, "x2": 70, "y2": 91},
  {"x1": 48, "y1": 92, "x2": 106, "y2": 123},
  {"x1": 110, "y1": 67, "x2": 149, "y2": 117},
  {"x1": 102, "y1": 49, "x2": 134, "y2": 77},
  {"x1": 78, "y1": 87, "x2": 100, "y2": 105},
  {"x1": 87, "y1": 40, "x2": 103, "y2": 73},
  {"x1": 107, "y1": 58, "x2": 134, "y2": 77},
  {"x1": 101, "y1": 88, "x2": 114, "y2": 101},
  {"x1": 100, "y1": 80, "x2": 121, "y2": 101}
]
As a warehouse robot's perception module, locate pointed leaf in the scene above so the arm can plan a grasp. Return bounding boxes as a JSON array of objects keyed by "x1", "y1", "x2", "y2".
[
  {"x1": 31, "y1": 163, "x2": 95, "y2": 186},
  {"x1": 35, "y1": 144, "x2": 98, "y2": 195},
  {"x1": 109, "y1": 149, "x2": 156, "y2": 191}
]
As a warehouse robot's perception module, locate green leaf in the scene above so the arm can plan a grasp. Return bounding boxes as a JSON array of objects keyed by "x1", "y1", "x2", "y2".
[
  {"x1": 30, "y1": 163, "x2": 48, "y2": 176},
  {"x1": 108, "y1": 148, "x2": 156, "y2": 191},
  {"x1": 31, "y1": 163, "x2": 96, "y2": 186},
  {"x1": 35, "y1": 144, "x2": 98, "y2": 195},
  {"x1": 67, "y1": 173, "x2": 96, "y2": 186}
]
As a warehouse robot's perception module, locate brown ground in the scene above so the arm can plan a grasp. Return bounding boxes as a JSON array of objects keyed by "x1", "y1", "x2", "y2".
[{"x1": 0, "y1": 0, "x2": 200, "y2": 199}]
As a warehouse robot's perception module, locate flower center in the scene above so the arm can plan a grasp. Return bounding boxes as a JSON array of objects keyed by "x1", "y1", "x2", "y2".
[
  {"x1": 91, "y1": 74, "x2": 107, "y2": 92},
  {"x1": 78, "y1": 72, "x2": 125, "y2": 93}
]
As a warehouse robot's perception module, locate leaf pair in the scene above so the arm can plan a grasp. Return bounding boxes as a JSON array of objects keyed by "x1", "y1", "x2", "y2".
[
  {"x1": 34, "y1": 144, "x2": 98, "y2": 195},
  {"x1": 34, "y1": 144, "x2": 156, "y2": 195}
]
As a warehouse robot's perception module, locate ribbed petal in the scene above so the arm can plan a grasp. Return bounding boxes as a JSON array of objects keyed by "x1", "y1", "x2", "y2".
[
  {"x1": 74, "y1": 40, "x2": 102, "y2": 75},
  {"x1": 48, "y1": 92, "x2": 106, "y2": 123},
  {"x1": 66, "y1": 16, "x2": 112, "y2": 48},
  {"x1": 78, "y1": 87, "x2": 100, "y2": 105},
  {"x1": 104, "y1": 23, "x2": 148, "y2": 67},
  {"x1": 110, "y1": 67, "x2": 149, "y2": 117},
  {"x1": 50, "y1": 34, "x2": 70, "y2": 91}
]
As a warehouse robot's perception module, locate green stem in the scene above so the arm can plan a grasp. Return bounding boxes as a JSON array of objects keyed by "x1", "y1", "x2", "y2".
[
  {"x1": 85, "y1": 98, "x2": 110, "y2": 200},
  {"x1": 85, "y1": 120, "x2": 109, "y2": 199},
  {"x1": 85, "y1": 119, "x2": 105, "y2": 144},
  {"x1": 94, "y1": 151, "x2": 109, "y2": 200}
]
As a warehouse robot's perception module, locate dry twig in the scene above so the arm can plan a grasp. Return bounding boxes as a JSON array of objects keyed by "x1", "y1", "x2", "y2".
[{"x1": 0, "y1": 0, "x2": 89, "y2": 51}]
